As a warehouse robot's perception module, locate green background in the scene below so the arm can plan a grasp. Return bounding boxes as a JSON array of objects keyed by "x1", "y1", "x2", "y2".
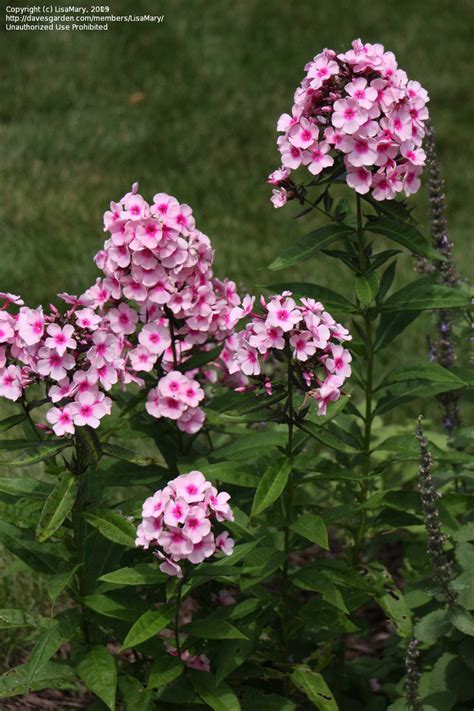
[{"x1": 1, "y1": 0, "x2": 472, "y2": 306}]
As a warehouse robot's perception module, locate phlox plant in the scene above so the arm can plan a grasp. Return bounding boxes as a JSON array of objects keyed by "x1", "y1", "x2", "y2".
[{"x1": 0, "y1": 38, "x2": 472, "y2": 711}]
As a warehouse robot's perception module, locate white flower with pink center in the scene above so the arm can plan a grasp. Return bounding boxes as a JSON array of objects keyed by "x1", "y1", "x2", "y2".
[
  {"x1": 216, "y1": 531, "x2": 235, "y2": 556},
  {"x1": 107, "y1": 303, "x2": 138, "y2": 335},
  {"x1": 0, "y1": 365, "x2": 22, "y2": 401},
  {"x1": 17, "y1": 307, "x2": 45, "y2": 346},
  {"x1": 172, "y1": 470, "x2": 211, "y2": 503},
  {"x1": 46, "y1": 405, "x2": 75, "y2": 436},
  {"x1": 70, "y1": 390, "x2": 110, "y2": 429},
  {"x1": 332, "y1": 98, "x2": 368, "y2": 134},
  {"x1": 325, "y1": 344, "x2": 352, "y2": 378},
  {"x1": 183, "y1": 506, "x2": 212, "y2": 544},
  {"x1": 37, "y1": 349, "x2": 75, "y2": 381},
  {"x1": 266, "y1": 296, "x2": 301, "y2": 332},
  {"x1": 129, "y1": 345, "x2": 157, "y2": 372},
  {"x1": 142, "y1": 489, "x2": 171, "y2": 519},
  {"x1": 75, "y1": 308, "x2": 101, "y2": 331},
  {"x1": 138, "y1": 322, "x2": 171, "y2": 355},
  {"x1": 164, "y1": 498, "x2": 189, "y2": 527},
  {"x1": 45, "y1": 324, "x2": 76, "y2": 356}
]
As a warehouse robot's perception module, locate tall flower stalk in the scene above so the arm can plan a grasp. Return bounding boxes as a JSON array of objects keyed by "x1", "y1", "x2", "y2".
[
  {"x1": 418, "y1": 121, "x2": 462, "y2": 434},
  {"x1": 405, "y1": 638, "x2": 422, "y2": 711},
  {"x1": 416, "y1": 416, "x2": 456, "y2": 605}
]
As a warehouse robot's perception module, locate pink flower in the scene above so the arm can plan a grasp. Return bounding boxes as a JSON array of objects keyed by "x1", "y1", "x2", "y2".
[
  {"x1": 346, "y1": 166, "x2": 372, "y2": 194},
  {"x1": 45, "y1": 324, "x2": 76, "y2": 356},
  {"x1": 46, "y1": 405, "x2": 75, "y2": 436},
  {"x1": 75, "y1": 308, "x2": 101, "y2": 331},
  {"x1": 48, "y1": 377, "x2": 73, "y2": 403},
  {"x1": 0, "y1": 314, "x2": 14, "y2": 343},
  {"x1": 183, "y1": 506, "x2": 212, "y2": 543},
  {"x1": 345, "y1": 77, "x2": 378, "y2": 109},
  {"x1": 290, "y1": 331, "x2": 316, "y2": 361},
  {"x1": 307, "y1": 142, "x2": 334, "y2": 175},
  {"x1": 37, "y1": 349, "x2": 75, "y2": 381},
  {"x1": 107, "y1": 303, "x2": 138, "y2": 335},
  {"x1": 70, "y1": 390, "x2": 110, "y2": 428},
  {"x1": 164, "y1": 498, "x2": 189, "y2": 527},
  {"x1": 0, "y1": 365, "x2": 22, "y2": 401},
  {"x1": 266, "y1": 296, "x2": 301, "y2": 332},
  {"x1": 172, "y1": 470, "x2": 211, "y2": 503},
  {"x1": 206, "y1": 487, "x2": 234, "y2": 522},
  {"x1": 139, "y1": 323, "x2": 171, "y2": 355},
  {"x1": 177, "y1": 407, "x2": 205, "y2": 434},
  {"x1": 216, "y1": 531, "x2": 235, "y2": 556},
  {"x1": 332, "y1": 98, "x2": 368, "y2": 134},
  {"x1": 142, "y1": 489, "x2": 171, "y2": 518},
  {"x1": 156, "y1": 551, "x2": 183, "y2": 578},
  {"x1": 325, "y1": 344, "x2": 352, "y2": 378},
  {"x1": 288, "y1": 117, "x2": 319, "y2": 149},
  {"x1": 129, "y1": 345, "x2": 157, "y2": 372},
  {"x1": 188, "y1": 533, "x2": 216, "y2": 564},
  {"x1": 344, "y1": 136, "x2": 377, "y2": 167},
  {"x1": 17, "y1": 307, "x2": 45, "y2": 346},
  {"x1": 271, "y1": 188, "x2": 288, "y2": 209},
  {"x1": 88, "y1": 331, "x2": 119, "y2": 368}
]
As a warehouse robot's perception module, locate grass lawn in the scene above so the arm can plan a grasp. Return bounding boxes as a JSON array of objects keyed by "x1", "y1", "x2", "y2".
[{"x1": 0, "y1": 0, "x2": 472, "y2": 308}]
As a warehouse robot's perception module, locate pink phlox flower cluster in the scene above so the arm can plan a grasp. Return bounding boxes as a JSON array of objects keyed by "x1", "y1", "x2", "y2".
[
  {"x1": 224, "y1": 292, "x2": 352, "y2": 415},
  {"x1": 0, "y1": 293, "x2": 132, "y2": 435},
  {"x1": 269, "y1": 39, "x2": 429, "y2": 205},
  {"x1": 135, "y1": 470, "x2": 235, "y2": 578},
  {"x1": 165, "y1": 645, "x2": 211, "y2": 672},
  {"x1": 90, "y1": 184, "x2": 246, "y2": 432}
]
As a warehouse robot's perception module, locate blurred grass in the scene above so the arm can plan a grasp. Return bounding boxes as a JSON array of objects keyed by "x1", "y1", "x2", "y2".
[
  {"x1": 0, "y1": 0, "x2": 472, "y2": 307},
  {"x1": 0, "y1": 0, "x2": 473, "y2": 670}
]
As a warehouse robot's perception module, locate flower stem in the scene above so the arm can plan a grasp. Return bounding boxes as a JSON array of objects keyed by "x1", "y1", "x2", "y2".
[
  {"x1": 174, "y1": 578, "x2": 184, "y2": 659},
  {"x1": 281, "y1": 341, "x2": 294, "y2": 670},
  {"x1": 353, "y1": 194, "x2": 374, "y2": 562}
]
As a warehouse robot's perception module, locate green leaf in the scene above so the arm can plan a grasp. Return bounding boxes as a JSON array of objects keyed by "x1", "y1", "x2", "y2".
[
  {"x1": 293, "y1": 571, "x2": 349, "y2": 614},
  {"x1": 355, "y1": 272, "x2": 379, "y2": 305},
  {"x1": 297, "y1": 421, "x2": 357, "y2": 453},
  {"x1": 189, "y1": 670, "x2": 241, "y2": 711},
  {"x1": 377, "y1": 586, "x2": 412, "y2": 637},
  {"x1": 215, "y1": 431, "x2": 288, "y2": 462},
  {"x1": 3, "y1": 440, "x2": 71, "y2": 467},
  {"x1": 148, "y1": 654, "x2": 184, "y2": 689},
  {"x1": 250, "y1": 458, "x2": 292, "y2": 518},
  {"x1": 215, "y1": 637, "x2": 256, "y2": 685},
  {"x1": 414, "y1": 609, "x2": 450, "y2": 645},
  {"x1": 184, "y1": 612, "x2": 248, "y2": 640},
  {"x1": 177, "y1": 344, "x2": 223, "y2": 372},
  {"x1": 449, "y1": 606, "x2": 474, "y2": 636},
  {"x1": 263, "y1": 282, "x2": 357, "y2": 313},
  {"x1": 121, "y1": 604, "x2": 176, "y2": 649},
  {"x1": 0, "y1": 476, "x2": 52, "y2": 499},
  {"x1": 268, "y1": 224, "x2": 355, "y2": 271},
  {"x1": 0, "y1": 609, "x2": 36, "y2": 630},
  {"x1": 101, "y1": 443, "x2": 157, "y2": 467},
  {"x1": 99, "y1": 564, "x2": 166, "y2": 587},
  {"x1": 36, "y1": 470, "x2": 78, "y2": 542},
  {"x1": 365, "y1": 216, "x2": 440, "y2": 259},
  {"x1": 119, "y1": 675, "x2": 154, "y2": 711},
  {"x1": 47, "y1": 566, "x2": 80, "y2": 605},
  {"x1": 375, "y1": 310, "x2": 421, "y2": 350},
  {"x1": 376, "y1": 362, "x2": 467, "y2": 392},
  {"x1": 83, "y1": 507, "x2": 136, "y2": 548},
  {"x1": 0, "y1": 414, "x2": 27, "y2": 433},
  {"x1": 75, "y1": 426, "x2": 103, "y2": 467},
  {"x1": 76, "y1": 645, "x2": 117, "y2": 710},
  {"x1": 381, "y1": 281, "x2": 471, "y2": 312},
  {"x1": 26, "y1": 608, "x2": 80, "y2": 692},
  {"x1": 82, "y1": 593, "x2": 146, "y2": 622},
  {"x1": 197, "y1": 461, "x2": 259, "y2": 489},
  {"x1": 291, "y1": 665, "x2": 338, "y2": 710},
  {"x1": 0, "y1": 661, "x2": 76, "y2": 699},
  {"x1": 291, "y1": 514, "x2": 329, "y2": 549}
]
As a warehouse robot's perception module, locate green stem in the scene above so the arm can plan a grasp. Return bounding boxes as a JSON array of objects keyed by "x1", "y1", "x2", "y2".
[
  {"x1": 174, "y1": 578, "x2": 184, "y2": 659},
  {"x1": 281, "y1": 342, "x2": 294, "y2": 671},
  {"x1": 353, "y1": 194, "x2": 375, "y2": 563}
]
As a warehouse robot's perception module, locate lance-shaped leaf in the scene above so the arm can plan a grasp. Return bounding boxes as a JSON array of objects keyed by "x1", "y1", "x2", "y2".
[
  {"x1": 380, "y1": 280, "x2": 471, "y2": 312},
  {"x1": 0, "y1": 661, "x2": 76, "y2": 699},
  {"x1": 147, "y1": 653, "x2": 184, "y2": 689},
  {"x1": 0, "y1": 476, "x2": 52, "y2": 499},
  {"x1": 121, "y1": 604, "x2": 176, "y2": 649},
  {"x1": 0, "y1": 609, "x2": 36, "y2": 630},
  {"x1": 365, "y1": 216, "x2": 441, "y2": 259},
  {"x1": 102, "y1": 443, "x2": 157, "y2": 467},
  {"x1": 36, "y1": 470, "x2": 78, "y2": 543},
  {"x1": 355, "y1": 272, "x2": 379, "y2": 305},
  {"x1": 184, "y1": 611, "x2": 248, "y2": 640},
  {"x1": 26, "y1": 608, "x2": 80, "y2": 692},
  {"x1": 189, "y1": 669, "x2": 241, "y2": 711},
  {"x1": 291, "y1": 665, "x2": 338, "y2": 710},
  {"x1": 83, "y1": 507, "x2": 136, "y2": 548},
  {"x1": 0, "y1": 413, "x2": 27, "y2": 433},
  {"x1": 291, "y1": 514, "x2": 329, "y2": 549},
  {"x1": 99, "y1": 564, "x2": 166, "y2": 587},
  {"x1": 250, "y1": 458, "x2": 292, "y2": 518},
  {"x1": 376, "y1": 362, "x2": 468, "y2": 392},
  {"x1": 268, "y1": 224, "x2": 355, "y2": 271},
  {"x1": 2, "y1": 440, "x2": 71, "y2": 466},
  {"x1": 76, "y1": 645, "x2": 117, "y2": 710}
]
